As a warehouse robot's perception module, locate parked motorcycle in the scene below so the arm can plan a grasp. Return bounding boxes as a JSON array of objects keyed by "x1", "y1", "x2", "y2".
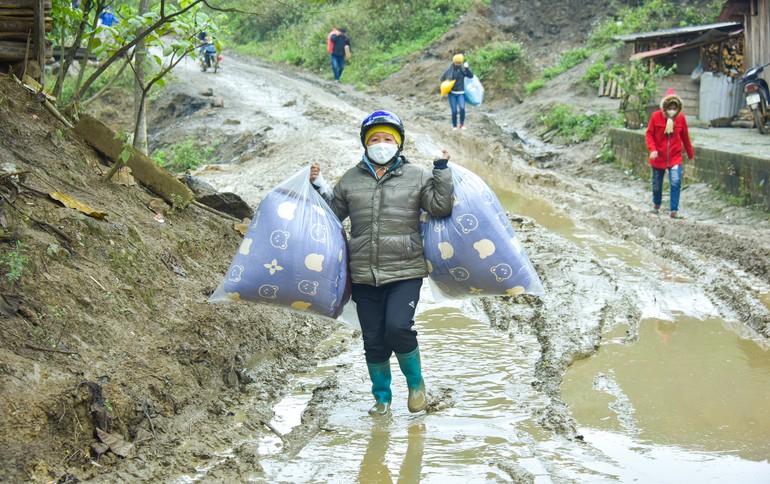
[{"x1": 741, "y1": 61, "x2": 770, "y2": 134}]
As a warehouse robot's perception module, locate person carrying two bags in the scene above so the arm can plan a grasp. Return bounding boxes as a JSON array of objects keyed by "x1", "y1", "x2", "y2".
[
  {"x1": 310, "y1": 111, "x2": 454, "y2": 415},
  {"x1": 440, "y1": 54, "x2": 475, "y2": 130}
]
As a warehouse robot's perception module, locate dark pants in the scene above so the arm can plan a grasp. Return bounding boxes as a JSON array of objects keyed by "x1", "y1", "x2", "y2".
[
  {"x1": 331, "y1": 54, "x2": 345, "y2": 80},
  {"x1": 448, "y1": 92, "x2": 466, "y2": 127},
  {"x1": 352, "y1": 278, "x2": 422, "y2": 363}
]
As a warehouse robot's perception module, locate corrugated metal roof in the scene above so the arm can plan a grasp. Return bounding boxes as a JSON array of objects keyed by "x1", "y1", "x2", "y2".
[
  {"x1": 630, "y1": 42, "x2": 687, "y2": 59},
  {"x1": 613, "y1": 22, "x2": 742, "y2": 42},
  {"x1": 626, "y1": 27, "x2": 744, "y2": 61}
]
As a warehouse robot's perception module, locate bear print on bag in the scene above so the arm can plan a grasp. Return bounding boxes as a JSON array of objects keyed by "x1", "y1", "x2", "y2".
[
  {"x1": 456, "y1": 214, "x2": 478, "y2": 234},
  {"x1": 270, "y1": 230, "x2": 290, "y2": 250},
  {"x1": 490, "y1": 263, "x2": 513, "y2": 282},
  {"x1": 259, "y1": 284, "x2": 279, "y2": 299},
  {"x1": 449, "y1": 267, "x2": 470, "y2": 282},
  {"x1": 227, "y1": 265, "x2": 245, "y2": 282},
  {"x1": 298, "y1": 280, "x2": 319, "y2": 296}
]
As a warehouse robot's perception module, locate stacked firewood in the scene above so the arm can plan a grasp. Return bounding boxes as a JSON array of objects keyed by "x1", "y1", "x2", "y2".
[
  {"x1": 721, "y1": 36, "x2": 744, "y2": 76},
  {"x1": 701, "y1": 36, "x2": 744, "y2": 78},
  {"x1": 0, "y1": 0, "x2": 52, "y2": 63}
]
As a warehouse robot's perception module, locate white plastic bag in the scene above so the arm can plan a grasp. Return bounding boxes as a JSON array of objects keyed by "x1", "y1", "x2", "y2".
[
  {"x1": 209, "y1": 166, "x2": 352, "y2": 319},
  {"x1": 419, "y1": 162, "x2": 544, "y2": 298}
]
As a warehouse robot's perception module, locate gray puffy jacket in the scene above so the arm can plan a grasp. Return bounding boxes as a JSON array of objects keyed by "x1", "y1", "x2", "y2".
[{"x1": 324, "y1": 158, "x2": 453, "y2": 286}]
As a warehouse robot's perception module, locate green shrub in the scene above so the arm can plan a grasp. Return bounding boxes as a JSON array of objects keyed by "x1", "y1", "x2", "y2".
[
  {"x1": 153, "y1": 139, "x2": 218, "y2": 173},
  {"x1": 524, "y1": 48, "x2": 593, "y2": 95},
  {"x1": 1, "y1": 241, "x2": 29, "y2": 282},
  {"x1": 583, "y1": 51, "x2": 614, "y2": 87},
  {"x1": 617, "y1": 59, "x2": 675, "y2": 128},
  {"x1": 469, "y1": 41, "x2": 523, "y2": 81},
  {"x1": 58, "y1": 61, "x2": 136, "y2": 107},
  {"x1": 524, "y1": 78, "x2": 546, "y2": 95},
  {"x1": 538, "y1": 104, "x2": 622, "y2": 143}
]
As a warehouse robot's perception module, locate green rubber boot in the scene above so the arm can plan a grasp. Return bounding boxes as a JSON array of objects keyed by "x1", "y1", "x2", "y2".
[
  {"x1": 366, "y1": 360, "x2": 392, "y2": 415},
  {"x1": 395, "y1": 347, "x2": 428, "y2": 413}
]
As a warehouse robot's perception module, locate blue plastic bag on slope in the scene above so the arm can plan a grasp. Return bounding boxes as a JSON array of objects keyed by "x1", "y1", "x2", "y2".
[
  {"x1": 419, "y1": 162, "x2": 544, "y2": 298},
  {"x1": 209, "y1": 166, "x2": 351, "y2": 319},
  {"x1": 464, "y1": 76, "x2": 484, "y2": 106}
]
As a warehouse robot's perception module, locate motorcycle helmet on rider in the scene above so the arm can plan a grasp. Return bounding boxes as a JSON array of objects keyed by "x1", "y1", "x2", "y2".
[{"x1": 359, "y1": 110, "x2": 405, "y2": 165}]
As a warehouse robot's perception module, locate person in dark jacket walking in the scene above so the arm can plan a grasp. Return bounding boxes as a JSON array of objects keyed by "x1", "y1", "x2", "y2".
[
  {"x1": 310, "y1": 110, "x2": 454, "y2": 415},
  {"x1": 440, "y1": 53, "x2": 474, "y2": 130},
  {"x1": 645, "y1": 88, "x2": 695, "y2": 219},
  {"x1": 329, "y1": 27, "x2": 351, "y2": 82}
]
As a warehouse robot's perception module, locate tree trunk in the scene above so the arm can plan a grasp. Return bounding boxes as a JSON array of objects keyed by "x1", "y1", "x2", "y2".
[
  {"x1": 33, "y1": 0, "x2": 43, "y2": 84},
  {"x1": 132, "y1": 0, "x2": 148, "y2": 154}
]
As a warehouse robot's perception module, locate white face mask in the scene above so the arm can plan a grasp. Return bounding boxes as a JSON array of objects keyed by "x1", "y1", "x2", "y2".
[
  {"x1": 367, "y1": 142, "x2": 399, "y2": 165},
  {"x1": 667, "y1": 109, "x2": 678, "y2": 118}
]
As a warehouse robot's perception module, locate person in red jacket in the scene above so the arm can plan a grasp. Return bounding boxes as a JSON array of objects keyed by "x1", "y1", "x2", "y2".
[{"x1": 645, "y1": 88, "x2": 695, "y2": 219}]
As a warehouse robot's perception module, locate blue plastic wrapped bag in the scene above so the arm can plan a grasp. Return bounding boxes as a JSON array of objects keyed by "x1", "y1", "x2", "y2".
[
  {"x1": 420, "y1": 162, "x2": 544, "y2": 298},
  {"x1": 464, "y1": 76, "x2": 484, "y2": 106},
  {"x1": 209, "y1": 166, "x2": 351, "y2": 319}
]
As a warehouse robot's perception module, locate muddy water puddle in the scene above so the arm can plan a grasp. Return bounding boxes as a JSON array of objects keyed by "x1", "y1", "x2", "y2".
[
  {"x1": 256, "y1": 296, "x2": 558, "y2": 483},
  {"x1": 563, "y1": 317, "x2": 770, "y2": 460}
]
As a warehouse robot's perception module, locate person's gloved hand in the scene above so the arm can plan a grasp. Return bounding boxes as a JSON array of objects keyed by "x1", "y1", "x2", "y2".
[
  {"x1": 310, "y1": 163, "x2": 333, "y2": 198},
  {"x1": 433, "y1": 149, "x2": 451, "y2": 169},
  {"x1": 463, "y1": 62, "x2": 469, "y2": 68}
]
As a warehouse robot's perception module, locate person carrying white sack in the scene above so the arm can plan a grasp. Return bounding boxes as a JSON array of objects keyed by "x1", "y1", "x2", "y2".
[{"x1": 310, "y1": 110, "x2": 453, "y2": 415}]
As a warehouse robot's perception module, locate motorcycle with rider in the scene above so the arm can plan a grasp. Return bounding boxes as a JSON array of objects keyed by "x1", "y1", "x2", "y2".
[{"x1": 196, "y1": 31, "x2": 220, "y2": 73}]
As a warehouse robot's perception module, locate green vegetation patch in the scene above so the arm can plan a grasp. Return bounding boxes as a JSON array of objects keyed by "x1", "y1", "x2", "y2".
[
  {"x1": 525, "y1": 48, "x2": 593, "y2": 95},
  {"x1": 468, "y1": 41, "x2": 525, "y2": 88},
  {"x1": 538, "y1": 104, "x2": 622, "y2": 143},
  {"x1": 587, "y1": 0, "x2": 723, "y2": 48},
  {"x1": 153, "y1": 139, "x2": 218, "y2": 173},
  {"x1": 1, "y1": 241, "x2": 29, "y2": 282},
  {"x1": 229, "y1": 0, "x2": 474, "y2": 85}
]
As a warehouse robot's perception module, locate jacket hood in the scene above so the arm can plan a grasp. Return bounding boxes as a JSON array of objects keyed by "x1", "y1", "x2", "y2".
[{"x1": 660, "y1": 88, "x2": 683, "y2": 114}]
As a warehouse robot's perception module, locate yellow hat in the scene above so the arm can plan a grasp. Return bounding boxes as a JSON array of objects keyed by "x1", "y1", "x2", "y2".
[
  {"x1": 364, "y1": 125, "x2": 402, "y2": 147},
  {"x1": 453, "y1": 53, "x2": 464, "y2": 64}
]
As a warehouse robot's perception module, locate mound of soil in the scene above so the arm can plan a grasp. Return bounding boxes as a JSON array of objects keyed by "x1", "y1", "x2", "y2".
[{"x1": 0, "y1": 75, "x2": 343, "y2": 481}]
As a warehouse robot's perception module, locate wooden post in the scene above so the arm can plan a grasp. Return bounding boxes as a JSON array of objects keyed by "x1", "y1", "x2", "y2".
[
  {"x1": 598, "y1": 72, "x2": 605, "y2": 97},
  {"x1": 34, "y1": 0, "x2": 44, "y2": 85}
]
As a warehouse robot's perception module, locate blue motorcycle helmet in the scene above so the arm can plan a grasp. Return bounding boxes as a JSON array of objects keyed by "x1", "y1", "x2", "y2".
[{"x1": 360, "y1": 110, "x2": 405, "y2": 151}]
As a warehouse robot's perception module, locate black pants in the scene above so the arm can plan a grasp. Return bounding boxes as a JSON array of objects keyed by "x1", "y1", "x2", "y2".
[{"x1": 352, "y1": 278, "x2": 422, "y2": 363}]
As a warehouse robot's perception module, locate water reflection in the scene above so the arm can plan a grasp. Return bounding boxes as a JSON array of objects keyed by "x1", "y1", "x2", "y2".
[{"x1": 358, "y1": 420, "x2": 426, "y2": 483}]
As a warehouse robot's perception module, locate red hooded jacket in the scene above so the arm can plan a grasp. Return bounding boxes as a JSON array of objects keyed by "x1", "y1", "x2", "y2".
[{"x1": 645, "y1": 89, "x2": 694, "y2": 169}]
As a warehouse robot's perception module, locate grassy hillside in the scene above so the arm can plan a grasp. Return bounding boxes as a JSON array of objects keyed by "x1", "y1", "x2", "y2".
[
  {"x1": 224, "y1": 0, "x2": 721, "y2": 95},
  {"x1": 228, "y1": 0, "x2": 475, "y2": 85}
]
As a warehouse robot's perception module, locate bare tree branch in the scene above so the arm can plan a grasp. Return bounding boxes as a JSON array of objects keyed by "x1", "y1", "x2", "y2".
[{"x1": 66, "y1": 0, "x2": 205, "y2": 114}]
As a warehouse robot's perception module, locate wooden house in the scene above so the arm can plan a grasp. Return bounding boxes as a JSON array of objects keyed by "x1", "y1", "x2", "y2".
[
  {"x1": 719, "y1": 0, "x2": 770, "y2": 75},
  {"x1": 0, "y1": 0, "x2": 52, "y2": 81},
  {"x1": 614, "y1": 0, "x2": 769, "y2": 123},
  {"x1": 614, "y1": 22, "x2": 744, "y2": 121}
]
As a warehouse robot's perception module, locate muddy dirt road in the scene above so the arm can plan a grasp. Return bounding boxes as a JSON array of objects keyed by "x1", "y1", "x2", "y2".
[{"x1": 155, "y1": 54, "x2": 770, "y2": 482}]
